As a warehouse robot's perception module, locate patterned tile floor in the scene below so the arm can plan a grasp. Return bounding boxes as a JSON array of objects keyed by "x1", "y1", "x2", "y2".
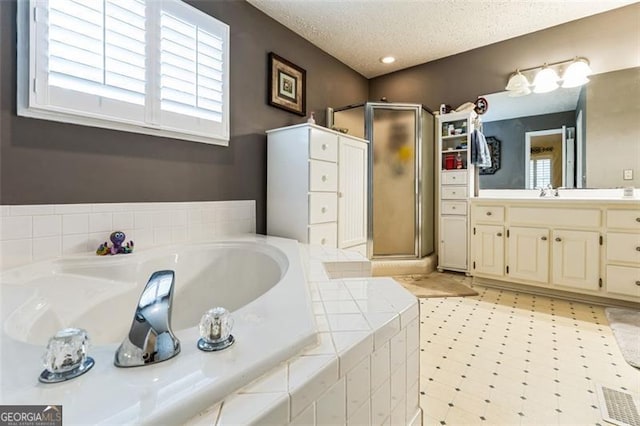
[{"x1": 419, "y1": 281, "x2": 640, "y2": 425}]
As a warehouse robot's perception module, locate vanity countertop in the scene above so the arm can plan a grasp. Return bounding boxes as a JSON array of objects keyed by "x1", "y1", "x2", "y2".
[
  {"x1": 473, "y1": 189, "x2": 640, "y2": 205},
  {"x1": 471, "y1": 196, "x2": 640, "y2": 205}
]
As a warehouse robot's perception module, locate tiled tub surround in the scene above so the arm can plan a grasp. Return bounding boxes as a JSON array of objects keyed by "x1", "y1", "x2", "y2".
[
  {"x1": 1, "y1": 226, "x2": 420, "y2": 425},
  {"x1": 0, "y1": 201, "x2": 255, "y2": 269},
  {"x1": 1, "y1": 236, "x2": 318, "y2": 425},
  {"x1": 186, "y1": 245, "x2": 422, "y2": 426}
]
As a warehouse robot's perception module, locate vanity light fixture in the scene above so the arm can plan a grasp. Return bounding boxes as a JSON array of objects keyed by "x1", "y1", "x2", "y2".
[
  {"x1": 380, "y1": 56, "x2": 396, "y2": 64},
  {"x1": 505, "y1": 57, "x2": 591, "y2": 95}
]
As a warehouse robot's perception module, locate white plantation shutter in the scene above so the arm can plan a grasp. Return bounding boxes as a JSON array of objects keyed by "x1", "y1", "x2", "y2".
[
  {"x1": 159, "y1": 2, "x2": 227, "y2": 136},
  {"x1": 530, "y1": 157, "x2": 552, "y2": 188},
  {"x1": 19, "y1": 0, "x2": 230, "y2": 145},
  {"x1": 38, "y1": 0, "x2": 147, "y2": 122}
]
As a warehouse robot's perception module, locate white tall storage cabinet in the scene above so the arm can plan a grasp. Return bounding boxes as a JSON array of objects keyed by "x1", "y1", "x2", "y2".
[
  {"x1": 267, "y1": 124, "x2": 368, "y2": 254},
  {"x1": 437, "y1": 111, "x2": 476, "y2": 273}
]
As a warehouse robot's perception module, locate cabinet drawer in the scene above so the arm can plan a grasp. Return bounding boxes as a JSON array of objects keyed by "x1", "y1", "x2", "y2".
[
  {"x1": 309, "y1": 222, "x2": 337, "y2": 247},
  {"x1": 309, "y1": 129, "x2": 338, "y2": 162},
  {"x1": 471, "y1": 205, "x2": 505, "y2": 223},
  {"x1": 441, "y1": 171, "x2": 467, "y2": 185},
  {"x1": 510, "y1": 207, "x2": 600, "y2": 228},
  {"x1": 309, "y1": 160, "x2": 338, "y2": 192},
  {"x1": 606, "y1": 233, "x2": 640, "y2": 264},
  {"x1": 441, "y1": 186, "x2": 468, "y2": 200},
  {"x1": 441, "y1": 201, "x2": 467, "y2": 215},
  {"x1": 309, "y1": 193, "x2": 337, "y2": 224},
  {"x1": 606, "y1": 265, "x2": 640, "y2": 298},
  {"x1": 607, "y1": 209, "x2": 640, "y2": 230}
]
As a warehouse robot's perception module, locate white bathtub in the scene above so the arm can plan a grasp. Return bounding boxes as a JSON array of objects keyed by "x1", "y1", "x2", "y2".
[{"x1": 0, "y1": 235, "x2": 316, "y2": 425}]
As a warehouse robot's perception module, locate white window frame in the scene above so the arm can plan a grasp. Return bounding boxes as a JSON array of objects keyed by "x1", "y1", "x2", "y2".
[{"x1": 17, "y1": 0, "x2": 230, "y2": 146}]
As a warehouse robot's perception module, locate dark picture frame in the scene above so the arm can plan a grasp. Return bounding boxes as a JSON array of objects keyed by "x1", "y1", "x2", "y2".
[
  {"x1": 480, "y1": 136, "x2": 501, "y2": 175},
  {"x1": 268, "y1": 52, "x2": 306, "y2": 116}
]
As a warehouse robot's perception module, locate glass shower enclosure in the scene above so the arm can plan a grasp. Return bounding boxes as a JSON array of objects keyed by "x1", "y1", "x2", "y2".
[{"x1": 330, "y1": 103, "x2": 435, "y2": 259}]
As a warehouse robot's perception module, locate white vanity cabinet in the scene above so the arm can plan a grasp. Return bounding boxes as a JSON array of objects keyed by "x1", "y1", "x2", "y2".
[
  {"x1": 551, "y1": 229, "x2": 600, "y2": 290},
  {"x1": 267, "y1": 124, "x2": 368, "y2": 253},
  {"x1": 470, "y1": 199, "x2": 640, "y2": 303},
  {"x1": 472, "y1": 224, "x2": 504, "y2": 276},
  {"x1": 507, "y1": 226, "x2": 550, "y2": 284},
  {"x1": 605, "y1": 209, "x2": 640, "y2": 298}
]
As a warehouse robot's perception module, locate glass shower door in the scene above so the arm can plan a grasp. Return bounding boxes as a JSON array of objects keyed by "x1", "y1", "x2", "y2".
[{"x1": 369, "y1": 107, "x2": 417, "y2": 257}]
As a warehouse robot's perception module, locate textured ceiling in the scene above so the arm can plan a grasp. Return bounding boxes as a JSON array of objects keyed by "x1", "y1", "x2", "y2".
[{"x1": 248, "y1": 0, "x2": 636, "y2": 78}]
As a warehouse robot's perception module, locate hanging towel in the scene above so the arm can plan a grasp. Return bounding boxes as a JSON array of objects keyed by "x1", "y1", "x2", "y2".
[{"x1": 471, "y1": 129, "x2": 492, "y2": 168}]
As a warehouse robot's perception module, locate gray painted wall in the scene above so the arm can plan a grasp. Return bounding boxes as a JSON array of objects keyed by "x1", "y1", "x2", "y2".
[
  {"x1": 481, "y1": 112, "x2": 576, "y2": 189},
  {"x1": 0, "y1": 0, "x2": 368, "y2": 233},
  {"x1": 369, "y1": 4, "x2": 639, "y2": 112}
]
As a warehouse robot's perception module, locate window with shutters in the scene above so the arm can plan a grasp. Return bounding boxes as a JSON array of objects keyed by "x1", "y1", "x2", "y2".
[
  {"x1": 17, "y1": 0, "x2": 230, "y2": 146},
  {"x1": 529, "y1": 157, "x2": 552, "y2": 189}
]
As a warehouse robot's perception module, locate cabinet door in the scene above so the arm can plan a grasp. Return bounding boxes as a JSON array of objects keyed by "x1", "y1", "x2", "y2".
[
  {"x1": 473, "y1": 225, "x2": 504, "y2": 276},
  {"x1": 338, "y1": 137, "x2": 368, "y2": 249},
  {"x1": 508, "y1": 227, "x2": 549, "y2": 284},
  {"x1": 440, "y1": 216, "x2": 467, "y2": 270},
  {"x1": 552, "y1": 230, "x2": 600, "y2": 291}
]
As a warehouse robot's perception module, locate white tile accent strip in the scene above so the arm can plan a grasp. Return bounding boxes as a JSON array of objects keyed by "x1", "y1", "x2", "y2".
[{"x1": 0, "y1": 201, "x2": 256, "y2": 270}]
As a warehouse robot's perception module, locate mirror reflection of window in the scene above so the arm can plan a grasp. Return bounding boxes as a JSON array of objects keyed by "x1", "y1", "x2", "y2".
[{"x1": 530, "y1": 157, "x2": 552, "y2": 188}]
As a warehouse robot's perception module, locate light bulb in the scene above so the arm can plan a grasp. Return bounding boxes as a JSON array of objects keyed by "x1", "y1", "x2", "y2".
[
  {"x1": 505, "y1": 71, "x2": 530, "y2": 92},
  {"x1": 533, "y1": 67, "x2": 560, "y2": 93},
  {"x1": 562, "y1": 59, "x2": 592, "y2": 88}
]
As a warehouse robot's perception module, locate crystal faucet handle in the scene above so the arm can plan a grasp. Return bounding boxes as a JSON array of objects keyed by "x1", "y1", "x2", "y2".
[
  {"x1": 40, "y1": 328, "x2": 95, "y2": 383},
  {"x1": 198, "y1": 307, "x2": 235, "y2": 351}
]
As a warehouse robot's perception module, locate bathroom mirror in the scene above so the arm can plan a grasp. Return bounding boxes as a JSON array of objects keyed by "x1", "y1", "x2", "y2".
[{"x1": 477, "y1": 66, "x2": 640, "y2": 189}]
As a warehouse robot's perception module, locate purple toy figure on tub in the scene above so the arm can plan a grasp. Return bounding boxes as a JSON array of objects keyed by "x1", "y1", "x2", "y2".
[{"x1": 96, "y1": 231, "x2": 134, "y2": 255}]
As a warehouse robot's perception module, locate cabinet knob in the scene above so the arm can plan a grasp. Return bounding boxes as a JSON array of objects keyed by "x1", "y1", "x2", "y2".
[
  {"x1": 321, "y1": 175, "x2": 328, "y2": 182},
  {"x1": 636, "y1": 281, "x2": 640, "y2": 286},
  {"x1": 636, "y1": 246, "x2": 640, "y2": 252},
  {"x1": 555, "y1": 237, "x2": 562, "y2": 242},
  {"x1": 486, "y1": 211, "x2": 492, "y2": 216},
  {"x1": 321, "y1": 206, "x2": 327, "y2": 213},
  {"x1": 636, "y1": 217, "x2": 640, "y2": 222},
  {"x1": 497, "y1": 232, "x2": 502, "y2": 237},
  {"x1": 321, "y1": 238, "x2": 327, "y2": 245},
  {"x1": 452, "y1": 206, "x2": 456, "y2": 210},
  {"x1": 322, "y1": 144, "x2": 328, "y2": 151},
  {"x1": 541, "y1": 236, "x2": 547, "y2": 241}
]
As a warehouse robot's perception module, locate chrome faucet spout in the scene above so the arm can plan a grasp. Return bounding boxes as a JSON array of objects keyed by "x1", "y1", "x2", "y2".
[
  {"x1": 537, "y1": 186, "x2": 547, "y2": 197},
  {"x1": 114, "y1": 270, "x2": 181, "y2": 367}
]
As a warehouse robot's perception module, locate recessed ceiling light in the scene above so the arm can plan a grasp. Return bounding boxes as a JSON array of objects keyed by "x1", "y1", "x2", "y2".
[{"x1": 380, "y1": 56, "x2": 396, "y2": 64}]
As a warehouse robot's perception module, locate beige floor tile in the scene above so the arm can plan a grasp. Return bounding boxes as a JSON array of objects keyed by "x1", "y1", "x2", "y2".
[
  {"x1": 451, "y1": 389, "x2": 490, "y2": 417},
  {"x1": 445, "y1": 406, "x2": 483, "y2": 425},
  {"x1": 422, "y1": 394, "x2": 450, "y2": 422}
]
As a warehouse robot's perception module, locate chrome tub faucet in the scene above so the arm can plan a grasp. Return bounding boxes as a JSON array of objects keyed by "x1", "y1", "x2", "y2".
[{"x1": 114, "y1": 270, "x2": 181, "y2": 367}]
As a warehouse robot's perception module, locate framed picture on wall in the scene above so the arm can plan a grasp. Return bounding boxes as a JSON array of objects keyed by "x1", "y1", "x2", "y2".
[
  {"x1": 268, "y1": 52, "x2": 306, "y2": 116},
  {"x1": 480, "y1": 136, "x2": 501, "y2": 175}
]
